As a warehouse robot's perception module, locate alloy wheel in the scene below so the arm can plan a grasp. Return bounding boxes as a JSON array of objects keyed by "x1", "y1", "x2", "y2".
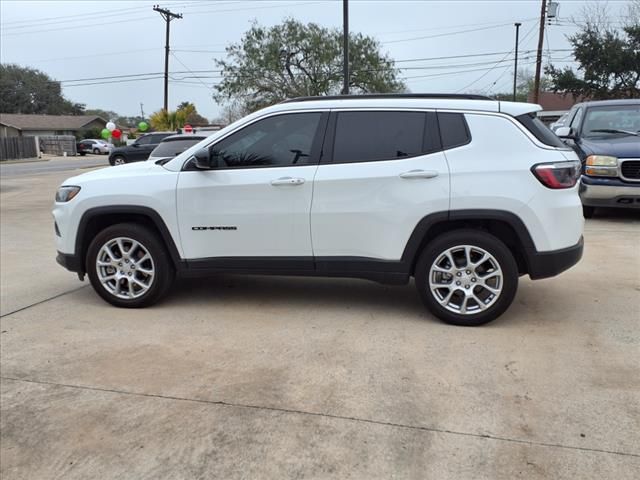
[
  {"x1": 96, "y1": 237, "x2": 155, "y2": 299},
  {"x1": 428, "y1": 245, "x2": 503, "y2": 315}
]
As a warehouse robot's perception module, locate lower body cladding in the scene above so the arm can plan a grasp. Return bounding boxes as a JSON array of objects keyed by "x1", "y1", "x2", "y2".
[
  {"x1": 56, "y1": 240, "x2": 584, "y2": 284},
  {"x1": 579, "y1": 176, "x2": 640, "y2": 209}
]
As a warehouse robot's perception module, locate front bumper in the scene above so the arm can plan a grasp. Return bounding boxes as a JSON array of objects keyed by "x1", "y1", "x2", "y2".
[
  {"x1": 527, "y1": 237, "x2": 584, "y2": 280},
  {"x1": 579, "y1": 176, "x2": 640, "y2": 208}
]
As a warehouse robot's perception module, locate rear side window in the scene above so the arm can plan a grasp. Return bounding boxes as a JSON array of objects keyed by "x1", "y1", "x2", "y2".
[
  {"x1": 516, "y1": 113, "x2": 566, "y2": 147},
  {"x1": 332, "y1": 111, "x2": 426, "y2": 163},
  {"x1": 151, "y1": 138, "x2": 204, "y2": 158},
  {"x1": 438, "y1": 113, "x2": 471, "y2": 149}
]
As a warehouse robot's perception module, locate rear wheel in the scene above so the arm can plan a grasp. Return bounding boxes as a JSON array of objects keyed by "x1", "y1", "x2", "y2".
[
  {"x1": 582, "y1": 205, "x2": 595, "y2": 218},
  {"x1": 110, "y1": 155, "x2": 126, "y2": 166},
  {"x1": 86, "y1": 223, "x2": 174, "y2": 308},
  {"x1": 415, "y1": 230, "x2": 518, "y2": 326}
]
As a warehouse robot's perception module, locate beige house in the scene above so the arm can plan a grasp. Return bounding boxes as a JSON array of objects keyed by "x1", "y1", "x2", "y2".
[{"x1": 0, "y1": 114, "x2": 107, "y2": 138}]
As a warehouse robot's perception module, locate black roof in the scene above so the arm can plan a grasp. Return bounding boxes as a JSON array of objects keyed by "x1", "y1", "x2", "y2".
[{"x1": 281, "y1": 93, "x2": 492, "y2": 103}]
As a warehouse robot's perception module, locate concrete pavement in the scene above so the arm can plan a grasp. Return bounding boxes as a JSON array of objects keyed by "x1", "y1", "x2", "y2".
[{"x1": 1, "y1": 171, "x2": 639, "y2": 479}]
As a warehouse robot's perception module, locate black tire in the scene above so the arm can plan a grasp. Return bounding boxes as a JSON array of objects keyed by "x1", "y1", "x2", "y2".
[
  {"x1": 79, "y1": 152, "x2": 86, "y2": 156},
  {"x1": 414, "y1": 229, "x2": 519, "y2": 326},
  {"x1": 86, "y1": 223, "x2": 174, "y2": 308},
  {"x1": 93, "y1": 148, "x2": 100, "y2": 154},
  {"x1": 582, "y1": 206, "x2": 595, "y2": 218},
  {"x1": 110, "y1": 155, "x2": 126, "y2": 166}
]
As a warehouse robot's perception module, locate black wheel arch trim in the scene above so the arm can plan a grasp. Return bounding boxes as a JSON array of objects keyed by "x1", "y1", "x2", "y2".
[{"x1": 72, "y1": 205, "x2": 182, "y2": 274}]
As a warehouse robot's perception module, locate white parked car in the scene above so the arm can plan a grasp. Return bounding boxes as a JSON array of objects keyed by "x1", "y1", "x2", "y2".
[
  {"x1": 53, "y1": 94, "x2": 584, "y2": 326},
  {"x1": 76, "y1": 139, "x2": 113, "y2": 155}
]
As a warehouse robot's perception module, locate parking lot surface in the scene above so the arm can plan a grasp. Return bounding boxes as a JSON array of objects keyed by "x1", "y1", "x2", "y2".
[{"x1": 1, "y1": 167, "x2": 639, "y2": 479}]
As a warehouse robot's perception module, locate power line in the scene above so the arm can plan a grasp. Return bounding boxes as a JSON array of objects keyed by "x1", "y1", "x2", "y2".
[{"x1": 381, "y1": 21, "x2": 529, "y2": 45}]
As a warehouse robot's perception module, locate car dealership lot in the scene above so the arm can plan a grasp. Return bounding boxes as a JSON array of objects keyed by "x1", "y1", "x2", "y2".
[{"x1": 1, "y1": 168, "x2": 639, "y2": 479}]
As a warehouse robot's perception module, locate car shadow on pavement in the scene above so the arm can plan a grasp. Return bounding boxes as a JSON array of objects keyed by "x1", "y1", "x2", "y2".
[{"x1": 162, "y1": 275, "x2": 433, "y2": 320}]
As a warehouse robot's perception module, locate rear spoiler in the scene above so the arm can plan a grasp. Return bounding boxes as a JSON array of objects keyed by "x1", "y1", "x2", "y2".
[{"x1": 498, "y1": 101, "x2": 542, "y2": 117}]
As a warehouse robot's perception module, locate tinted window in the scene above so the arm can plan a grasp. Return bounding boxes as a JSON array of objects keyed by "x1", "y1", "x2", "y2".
[
  {"x1": 151, "y1": 138, "x2": 205, "y2": 158},
  {"x1": 516, "y1": 113, "x2": 566, "y2": 147},
  {"x1": 136, "y1": 135, "x2": 152, "y2": 145},
  {"x1": 148, "y1": 134, "x2": 169, "y2": 144},
  {"x1": 212, "y1": 113, "x2": 322, "y2": 168},
  {"x1": 438, "y1": 113, "x2": 471, "y2": 149},
  {"x1": 332, "y1": 111, "x2": 426, "y2": 163}
]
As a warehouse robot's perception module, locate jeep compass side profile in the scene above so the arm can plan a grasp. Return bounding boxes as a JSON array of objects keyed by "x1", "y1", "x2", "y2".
[{"x1": 54, "y1": 95, "x2": 584, "y2": 326}]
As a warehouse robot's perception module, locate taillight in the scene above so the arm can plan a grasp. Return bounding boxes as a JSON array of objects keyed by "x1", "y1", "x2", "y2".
[{"x1": 531, "y1": 161, "x2": 581, "y2": 189}]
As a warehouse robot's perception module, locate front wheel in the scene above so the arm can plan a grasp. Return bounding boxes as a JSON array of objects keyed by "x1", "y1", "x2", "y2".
[
  {"x1": 86, "y1": 223, "x2": 174, "y2": 308},
  {"x1": 110, "y1": 155, "x2": 126, "y2": 166},
  {"x1": 93, "y1": 148, "x2": 100, "y2": 154},
  {"x1": 414, "y1": 230, "x2": 519, "y2": 326}
]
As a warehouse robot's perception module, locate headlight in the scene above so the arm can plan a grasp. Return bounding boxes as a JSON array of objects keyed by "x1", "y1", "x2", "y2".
[
  {"x1": 55, "y1": 186, "x2": 81, "y2": 202},
  {"x1": 586, "y1": 155, "x2": 617, "y2": 166},
  {"x1": 585, "y1": 155, "x2": 618, "y2": 177}
]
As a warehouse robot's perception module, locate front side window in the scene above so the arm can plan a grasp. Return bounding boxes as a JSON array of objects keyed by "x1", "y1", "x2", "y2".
[
  {"x1": 570, "y1": 108, "x2": 583, "y2": 130},
  {"x1": 332, "y1": 111, "x2": 426, "y2": 163},
  {"x1": 136, "y1": 135, "x2": 152, "y2": 145},
  {"x1": 212, "y1": 113, "x2": 322, "y2": 168}
]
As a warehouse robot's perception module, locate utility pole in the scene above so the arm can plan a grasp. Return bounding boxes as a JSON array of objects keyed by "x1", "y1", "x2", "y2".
[
  {"x1": 342, "y1": 0, "x2": 349, "y2": 95},
  {"x1": 153, "y1": 5, "x2": 182, "y2": 111},
  {"x1": 533, "y1": 0, "x2": 547, "y2": 104},
  {"x1": 140, "y1": 103, "x2": 145, "y2": 118},
  {"x1": 513, "y1": 22, "x2": 521, "y2": 102}
]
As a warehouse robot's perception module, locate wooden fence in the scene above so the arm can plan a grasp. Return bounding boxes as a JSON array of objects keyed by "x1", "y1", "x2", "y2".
[
  {"x1": 38, "y1": 135, "x2": 77, "y2": 156},
  {"x1": 0, "y1": 136, "x2": 38, "y2": 161}
]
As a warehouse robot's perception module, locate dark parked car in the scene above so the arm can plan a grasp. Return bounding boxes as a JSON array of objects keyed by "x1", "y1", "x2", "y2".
[
  {"x1": 108, "y1": 132, "x2": 173, "y2": 165},
  {"x1": 556, "y1": 99, "x2": 640, "y2": 217},
  {"x1": 76, "y1": 139, "x2": 113, "y2": 156},
  {"x1": 147, "y1": 134, "x2": 209, "y2": 162}
]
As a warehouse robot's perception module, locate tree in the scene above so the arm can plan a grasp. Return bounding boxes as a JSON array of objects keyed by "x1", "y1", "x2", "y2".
[
  {"x1": 85, "y1": 108, "x2": 118, "y2": 121},
  {"x1": 210, "y1": 100, "x2": 248, "y2": 125},
  {"x1": 177, "y1": 102, "x2": 209, "y2": 126},
  {"x1": 214, "y1": 19, "x2": 405, "y2": 112},
  {"x1": 149, "y1": 109, "x2": 186, "y2": 131},
  {"x1": 489, "y1": 69, "x2": 551, "y2": 102},
  {"x1": 0, "y1": 64, "x2": 85, "y2": 114},
  {"x1": 545, "y1": 6, "x2": 640, "y2": 99}
]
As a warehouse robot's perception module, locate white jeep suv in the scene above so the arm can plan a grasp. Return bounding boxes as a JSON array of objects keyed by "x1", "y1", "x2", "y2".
[{"x1": 54, "y1": 94, "x2": 584, "y2": 326}]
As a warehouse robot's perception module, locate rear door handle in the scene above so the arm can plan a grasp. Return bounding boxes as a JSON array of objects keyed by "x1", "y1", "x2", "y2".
[
  {"x1": 399, "y1": 170, "x2": 439, "y2": 179},
  {"x1": 271, "y1": 177, "x2": 305, "y2": 186}
]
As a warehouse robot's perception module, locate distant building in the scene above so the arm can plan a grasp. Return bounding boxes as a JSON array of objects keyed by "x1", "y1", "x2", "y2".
[
  {"x1": 528, "y1": 92, "x2": 585, "y2": 125},
  {"x1": 0, "y1": 114, "x2": 107, "y2": 138}
]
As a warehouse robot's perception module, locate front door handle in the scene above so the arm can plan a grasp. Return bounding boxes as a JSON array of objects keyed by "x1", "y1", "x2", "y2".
[
  {"x1": 271, "y1": 177, "x2": 305, "y2": 186},
  {"x1": 399, "y1": 170, "x2": 439, "y2": 179}
]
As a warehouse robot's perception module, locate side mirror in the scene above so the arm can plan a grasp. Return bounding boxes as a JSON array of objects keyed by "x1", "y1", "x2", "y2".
[
  {"x1": 131, "y1": 142, "x2": 140, "y2": 148},
  {"x1": 193, "y1": 147, "x2": 219, "y2": 170},
  {"x1": 555, "y1": 126, "x2": 574, "y2": 139}
]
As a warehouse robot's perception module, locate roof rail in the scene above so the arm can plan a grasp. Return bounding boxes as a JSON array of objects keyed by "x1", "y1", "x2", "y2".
[{"x1": 281, "y1": 93, "x2": 492, "y2": 103}]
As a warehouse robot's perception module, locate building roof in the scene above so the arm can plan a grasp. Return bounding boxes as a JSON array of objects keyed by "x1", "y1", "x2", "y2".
[
  {"x1": 0, "y1": 114, "x2": 106, "y2": 131},
  {"x1": 527, "y1": 91, "x2": 583, "y2": 111}
]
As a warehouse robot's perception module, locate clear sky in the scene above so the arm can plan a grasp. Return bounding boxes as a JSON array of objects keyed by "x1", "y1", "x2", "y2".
[{"x1": 0, "y1": 0, "x2": 632, "y2": 120}]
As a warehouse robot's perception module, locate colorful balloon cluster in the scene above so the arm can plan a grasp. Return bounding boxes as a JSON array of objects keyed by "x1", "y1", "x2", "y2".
[{"x1": 102, "y1": 121, "x2": 122, "y2": 140}]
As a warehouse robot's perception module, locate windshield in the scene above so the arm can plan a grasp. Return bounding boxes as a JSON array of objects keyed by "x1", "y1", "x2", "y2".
[
  {"x1": 150, "y1": 138, "x2": 204, "y2": 158},
  {"x1": 582, "y1": 104, "x2": 640, "y2": 136}
]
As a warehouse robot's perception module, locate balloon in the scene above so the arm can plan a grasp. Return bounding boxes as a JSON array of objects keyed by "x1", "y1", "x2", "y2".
[
  {"x1": 106, "y1": 121, "x2": 116, "y2": 131},
  {"x1": 183, "y1": 124, "x2": 193, "y2": 133},
  {"x1": 138, "y1": 121, "x2": 149, "y2": 132},
  {"x1": 111, "y1": 128, "x2": 122, "y2": 139},
  {"x1": 101, "y1": 128, "x2": 111, "y2": 139}
]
